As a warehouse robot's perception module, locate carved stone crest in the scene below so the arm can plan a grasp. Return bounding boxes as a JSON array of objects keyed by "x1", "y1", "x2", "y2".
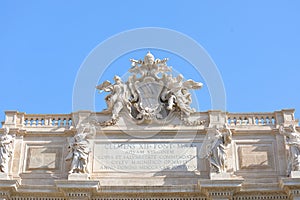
[{"x1": 96, "y1": 52, "x2": 204, "y2": 126}]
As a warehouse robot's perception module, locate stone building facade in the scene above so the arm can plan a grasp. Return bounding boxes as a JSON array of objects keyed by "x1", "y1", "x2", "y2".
[{"x1": 0, "y1": 53, "x2": 300, "y2": 200}]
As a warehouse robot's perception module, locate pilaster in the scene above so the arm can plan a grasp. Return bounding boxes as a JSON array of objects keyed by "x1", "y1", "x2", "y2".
[
  {"x1": 275, "y1": 109, "x2": 297, "y2": 126},
  {"x1": 71, "y1": 111, "x2": 93, "y2": 127},
  {"x1": 208, "y1": 110, "x2": 227, "y2": 128},
  {"x1": 2, "y1": 111, "x2": 26, "y2": 129}
]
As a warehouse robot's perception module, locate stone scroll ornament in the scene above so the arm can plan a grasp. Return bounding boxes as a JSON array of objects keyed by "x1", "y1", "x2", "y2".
[
  {"x1": 206, "y1": 124, "x2": 232, "y2": 173},
  {"x1": 279, "y1": 124, "x2": 300, "y2": 176},
  {"x1": 96, "y1": 52, "x2": 205, "y2": 126},
  {"x1": 66, "y1": 125, "x2": 91, "y2": 174},
  {"x1": 0, "y1": 127, "x2": 14, "y2": 173}
]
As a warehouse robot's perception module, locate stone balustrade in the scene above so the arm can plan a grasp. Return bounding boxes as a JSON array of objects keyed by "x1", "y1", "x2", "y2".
[
  {"x1": 1, "y1": 109, "x2": 296, "y2": 129},
  {"x1": 0, "y1": 108, "x2": 298, "y2": 200},
  {"x1": 23, "y1": 114, "x2": 73, "y2": 127},
  {"x1": 3, "y1": 111, "x2": 73, "y2": 128},
  {"x1": 227, "y1": 112, "x2": 276, "y2": 126},
  {"x1": 227, "y1": 109, "x2": 296, "y2": 126}
]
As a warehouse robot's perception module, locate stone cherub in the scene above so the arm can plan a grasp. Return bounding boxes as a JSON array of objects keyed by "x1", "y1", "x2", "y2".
[
  {"x1": 206, "y1": 124, "x2": 232, "y2": 173},
  {"x1": 66, "y1": 125, "x2": 91, "y2": 174},
  {"x1": 0, "y1": 127, "x2": 14, "y2": 173},
  {"x1": 279, "y1": 124, "x2": 300, "y2": 176},
  {"x1": 129, "y1": 52, "x2": 171, "y2": 78}
]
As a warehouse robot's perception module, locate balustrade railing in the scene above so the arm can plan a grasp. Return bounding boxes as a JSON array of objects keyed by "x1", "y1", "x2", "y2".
[
  {"x1": 2, "y1": 109, "x2": 296, "y2": 128},
  {"x1": 227, "y1": 112, "x2": 276, "y2": 126},
  {"x1": 23, "y1": 114, "x2": 73, "y2": 127}
]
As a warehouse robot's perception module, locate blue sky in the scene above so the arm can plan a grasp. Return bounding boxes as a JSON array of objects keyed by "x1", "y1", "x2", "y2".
[{"x1": 1, "y1": 1, "x2": 300, "y2": 124}]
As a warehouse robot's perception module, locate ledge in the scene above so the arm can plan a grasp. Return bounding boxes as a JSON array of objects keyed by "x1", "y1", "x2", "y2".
[
  {"x1": 55, "y1": 180, "x2": 100, "y2": 191},
  {"x1": 198, "y1": 177, "x2": 244, "y2": 189},
  {"x1": 0, "y1": 179, "x2": 19, "y2": 192}
]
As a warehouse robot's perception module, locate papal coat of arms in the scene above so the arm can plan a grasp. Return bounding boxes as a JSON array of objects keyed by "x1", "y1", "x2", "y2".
[{"x1": 96, "y1": 52, "x2": 204, "y2": 126}]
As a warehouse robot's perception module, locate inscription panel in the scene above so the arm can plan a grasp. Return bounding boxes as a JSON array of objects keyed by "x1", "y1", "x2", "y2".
[
  {"x1": 236, "y1": 142, "x2": 275, "y2": 171},
  {"x1": 25, "y1": 146, "x2": 63, "y2": 171},
  {"x1": 93, "y1": 142, "x2": 202, "y2": 172}
]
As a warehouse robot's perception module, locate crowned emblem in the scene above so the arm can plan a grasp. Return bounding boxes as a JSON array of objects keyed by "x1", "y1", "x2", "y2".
[{"x1": 96, "y1": 52, "x2": 204, "y2": 126}]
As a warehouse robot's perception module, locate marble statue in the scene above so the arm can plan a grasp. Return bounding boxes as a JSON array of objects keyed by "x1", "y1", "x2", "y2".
[
  {"x1": 66, "y1": 125, "x2": 91, "y2": 173},
  {"x1": 279, "y1": 124, "x2": 300, "y2": 176},
  {"x1": 206, "y1": 124, "x2": 232, "y2": 173},
  {"x1": 0, "y1": 127, "x2": 13, "y2": 173},
  {"x1": 96, "y1": 75, "x2": 131, "y2": 125},
  {"x1": 96, "y1": 52, "x2": 204, "y2": 126},
  {"x1": 161, "y1": 74, "x2": 203, "y2": 117}
]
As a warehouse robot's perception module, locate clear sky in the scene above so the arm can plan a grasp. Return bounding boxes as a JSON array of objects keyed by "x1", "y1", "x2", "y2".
[{"x1": 1, "y1": 1, "x2": 300, "y2": 125}]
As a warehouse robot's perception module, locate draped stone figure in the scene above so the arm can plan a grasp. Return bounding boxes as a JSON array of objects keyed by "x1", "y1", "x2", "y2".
[
  {"x1": 0, "y1": 127, "x2": 13, "y2": 173},
  {"x1": 96, "y1": 75, "x2": 131, "y2": 126},
  {"x1": 206, "y1": 125, "x2": 232, "y2": 173},
  {"x1": 161, "y1": 74, "x2": 202, "y2": 117},
  {"x1": 66, "y1": 125, "x2": 91, "y2": 173},
  {"x1": 279, "y1": 124, "x2": 300, "y2": 176}
]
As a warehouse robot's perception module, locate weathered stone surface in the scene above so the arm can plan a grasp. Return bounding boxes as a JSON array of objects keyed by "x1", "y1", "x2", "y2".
[
  {"x1": 93, "y1": 142, "x2": 200, "y2": 172},
  {"x1": 0, "y1": 53, "x2": 299, "y2": 199},
  {"x1": 68, "y1": 173, "x2": 90, "y2": 180}
]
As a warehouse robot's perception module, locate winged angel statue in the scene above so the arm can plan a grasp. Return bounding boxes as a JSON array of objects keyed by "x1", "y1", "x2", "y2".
[{"x1": 96, "y1": 52, "x2": 204, "y2": 126}]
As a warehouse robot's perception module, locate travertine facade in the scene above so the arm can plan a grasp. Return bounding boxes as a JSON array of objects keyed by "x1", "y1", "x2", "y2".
[{"x1": 0, "y1": 53, "x2": 300, "y2": 200}]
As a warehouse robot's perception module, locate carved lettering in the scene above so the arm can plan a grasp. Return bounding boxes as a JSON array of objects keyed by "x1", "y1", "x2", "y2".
[{"x1": 93, "y1": 142, "x2": 201, "y2": 172}]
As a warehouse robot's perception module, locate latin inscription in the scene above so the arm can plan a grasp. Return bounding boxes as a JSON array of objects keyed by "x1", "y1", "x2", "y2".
[{"x1": 93, "y1": 142, "x2": 200, "y2": 172}]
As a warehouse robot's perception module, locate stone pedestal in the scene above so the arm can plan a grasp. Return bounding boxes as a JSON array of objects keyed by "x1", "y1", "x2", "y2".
[
  {"x1": 68, "y1": 173, "x2": 90, "y2": 180},
  {"x1": 210, "y1": 172, "x2": 235, "y2": 180}
]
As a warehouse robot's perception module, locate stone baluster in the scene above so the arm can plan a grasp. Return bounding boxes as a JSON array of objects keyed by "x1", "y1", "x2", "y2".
[
  {"x1": 49, "y1": 116, "x2": 53, "y2": 126},
  {"x1": 236, "y1": 117, "x2": 241, "y2": 126},
  {"x1": 45, "y1": 116, "x2": 49, "y2": 126},
  {"x1": 59, "y1": 118, "x2": 63, "y2": 127},
  {"x1": 242, "y1": 117, "x2": 247, "y2": 125},
  {"x1": 230, "y1": 117, "x2": 235, "y2": 126},
  {"x1": 54, "y1": 118, "x2": 59, "y2": 126},
  {"x1": 256, "y1": 117, "x2": 260, "y2": 125},
  {"x1": 32, "y1": 118, "x2": 36, "y2": 126},
  {"x1": 249, "y1": 116, "x2": 255, "y2": 125},
  {"x1": 60, "y1": 117, "x2": 63, "y2": 126},
  {"x1": 37, "y1": 117, "x2": 42, "y2": 126}
]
